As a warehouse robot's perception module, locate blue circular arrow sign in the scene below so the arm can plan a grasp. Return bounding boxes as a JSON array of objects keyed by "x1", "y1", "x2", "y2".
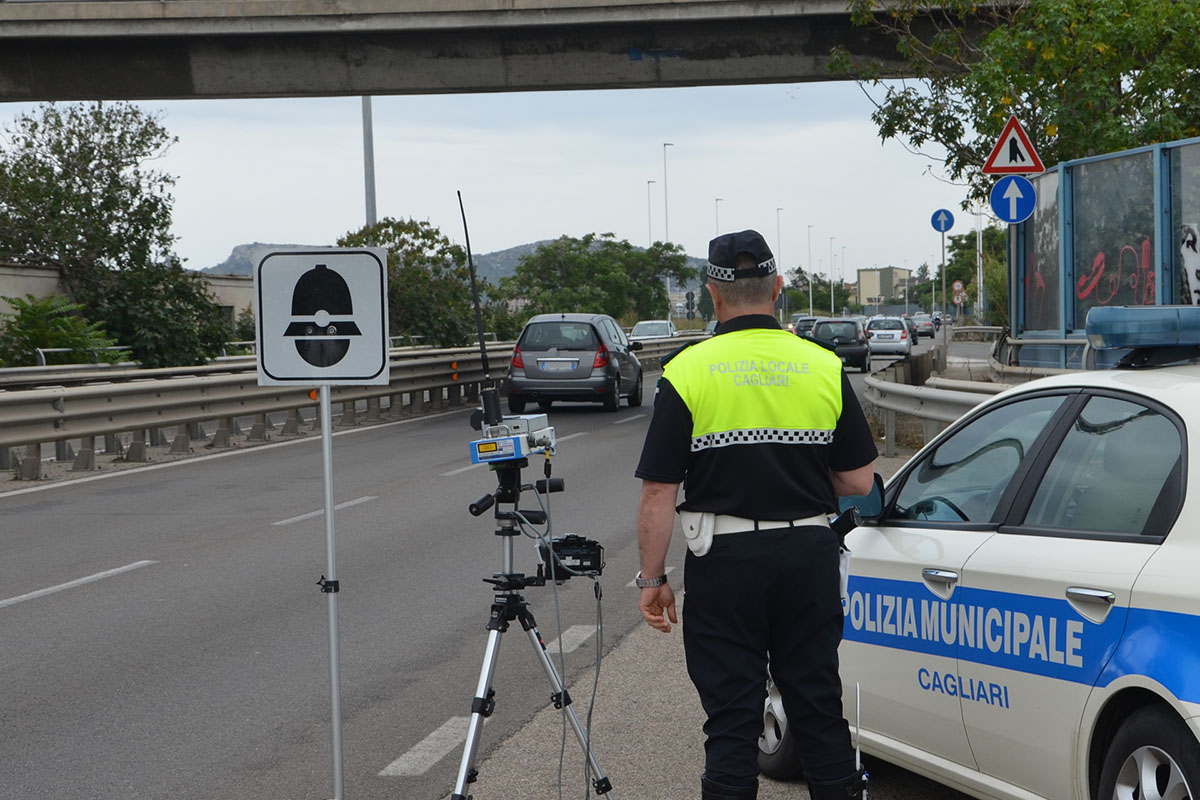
[
  {"x1": 931, "y1": 209, "x2": 955, "y2": 233},
  {"x1": 989, "y1": 175, "x2": 1037, "y2": 224}
]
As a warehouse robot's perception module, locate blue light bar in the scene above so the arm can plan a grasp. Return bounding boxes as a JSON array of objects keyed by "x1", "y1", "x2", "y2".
[{"x1": 1086, "y1": 306, "x2": 1200, "y2": 350}]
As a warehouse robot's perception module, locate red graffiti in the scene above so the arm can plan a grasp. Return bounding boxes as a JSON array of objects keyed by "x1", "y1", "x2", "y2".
[{"x1": 1076, "y1": 237, "x2": 1154, "y2": 305}]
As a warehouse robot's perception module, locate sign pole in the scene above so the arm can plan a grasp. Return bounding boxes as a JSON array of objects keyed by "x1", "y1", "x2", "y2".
[
  {"x1": 320, "y1": 383, "x2": 345, "y2": 800},
  {"x1": 941, "y1": 230, "x2": 948, "y2": 346}
]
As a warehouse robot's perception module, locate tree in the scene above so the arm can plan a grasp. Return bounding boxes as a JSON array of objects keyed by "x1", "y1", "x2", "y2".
[
  {"x1": 337, "y1": 217, "x2": 478, "y2": 347},
  {"x1": 0, "y1": 294, "x2": 120, "y2": 367},
  {"x1": 497, "y1": 234, "x2": 695, "y2": 322},
  {"x1": 832, "y1": 0, "x2": 1200, "y2": 204},
  {"x1": 0, "y1": 102, "x2": 228, "y2": 366}
]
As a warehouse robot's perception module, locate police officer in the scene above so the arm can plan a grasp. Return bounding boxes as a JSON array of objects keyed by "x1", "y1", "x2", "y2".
[{"x1": 634, "y1": 229, "x2": 877, "y2": 800}]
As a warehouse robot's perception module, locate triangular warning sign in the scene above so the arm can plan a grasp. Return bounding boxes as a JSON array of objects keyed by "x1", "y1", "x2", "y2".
[{"x1": 982, "y1": 115, "x2": 1045, "y2": 175}]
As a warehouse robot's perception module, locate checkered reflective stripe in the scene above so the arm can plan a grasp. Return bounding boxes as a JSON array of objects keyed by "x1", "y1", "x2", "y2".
[
  {"x1": 707, "y1": 263, "x2": 736, "y2": 282},
  {"x1": 691, "y1": 427, "x2": 834, "y2": 452}
]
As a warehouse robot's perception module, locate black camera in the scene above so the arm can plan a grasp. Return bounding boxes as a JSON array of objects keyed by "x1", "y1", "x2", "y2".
[{"x1": 537, "y1": 534, "x2": 605, "y2": 582}]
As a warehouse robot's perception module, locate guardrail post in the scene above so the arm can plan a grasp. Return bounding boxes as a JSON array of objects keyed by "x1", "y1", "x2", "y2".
[
  {"x1": 0, "y1": 446, "x2": 10, "y2": 470},
  {"x1": 228, "y1": 417, "x2": 243, "y2": 436},
  {"x1": 466, "y1": 383, "x2": 479, "y2": 403},
  {"x1": 431, "y1": 386, "x2": 445, "y2": 409},
  {"x1": 170, "y1": 427, "x2": 192, "y2": 453},
  {"x1": 365, "y1": 397, "x2": 381, "y2": 422},
  {"x1": 210, "y1": 419, "x2": 232, "y2": 448},
  {"x1": 188, "y1": 422, "x2": 207, "y2": 443},
  {"x1": 247, "y1": 414, "x2": 269, "y2": 441},
  {"x1": 104, "y1": 433, "x2": 118, "y2": 454},
  {"x1": 125, "y1": 431, "x2": 149, "y2": 462},
  {"x1": 17, "y1": 442, "x2": 42, "y2": 480},
  {"x1": 55, "y1": 439, "x2": 75, "y2": 462},
  {"x1": 411, "y1": 390, "x2": 426, "y2": 415},
  {"x1": 148, "y1": 427, "x2": 165, "y2": 447},
  {"x1": 340, "y1": 400, "x2": 358, "y2": 426},
  {"x1": 883, "y1": 410, "x2": 897, "y2": 458},
  {"x1": 72, "y1": 436, "x2": 97, "y2": 470},
  {"x1": 281, "y1": 409, "x2": 301, "y2": 435},
  {"x1": 448, "y1": 384, "x2": 462, "y2": 406}
]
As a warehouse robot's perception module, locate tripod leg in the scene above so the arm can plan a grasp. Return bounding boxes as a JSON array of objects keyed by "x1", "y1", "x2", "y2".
[
  {"x1": 521, "y1": 620, "x2": 617, "y2": 798},
  {"x1": 450, "y1": 628, "x2": 503, "y2": 800}
]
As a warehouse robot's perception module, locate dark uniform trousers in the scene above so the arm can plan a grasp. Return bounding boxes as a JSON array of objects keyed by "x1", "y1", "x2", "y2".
[{"x1": 682, "y1": 524, "x2": 853, "y2": 788}]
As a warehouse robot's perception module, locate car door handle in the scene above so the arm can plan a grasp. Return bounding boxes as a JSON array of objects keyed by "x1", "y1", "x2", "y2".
[
  {"x1": 1066, "y1": 586, "x2": 1116, "y2": 605},
  {"x1": 922, "y1": 568, "x2": 959, "y2": 585}
]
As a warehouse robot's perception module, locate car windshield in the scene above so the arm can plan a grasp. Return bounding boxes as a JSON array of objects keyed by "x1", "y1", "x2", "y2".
[
  {"x1": 868, "y1": 319, "x2": 904, "y2": 331},
  {"x1": 813, "y1": 322, "x2": 858, "y2": 340},
  {"x1": 632, "y1": 322, "x2": 671, "y2": 336},
  {"x1": 519, "y1": 321, "x2": 598, "y2": 349}
]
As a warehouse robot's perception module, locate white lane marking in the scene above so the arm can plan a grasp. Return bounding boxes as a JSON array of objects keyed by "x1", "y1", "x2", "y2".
[
  {"x1": 613, "y1": 413, "x2": 646, "y2": 425},
  {"x1": 555, "y1": 432, "x2": 589, "y2": 442},
  {"x1": 379, "y1": 716, "x2": 470, "y2": 776},
  {"x1": 625, "y1": 565, "x2": 677, "y2": 589},
  {"x1": 440, "y1": 463, "x2": 487, "y2": 477},
  {"x1": 0, "y1": 560, "x2": 157, "y2": 610},
  {"x1": 272, "y1": 496, "x2": 378, "y2": 526},
  {"x1": 544, "y1": 625, "x2": 597, "y2": 655}
]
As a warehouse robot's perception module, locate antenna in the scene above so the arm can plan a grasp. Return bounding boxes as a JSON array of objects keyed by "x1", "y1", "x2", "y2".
[{"x1": 457, "y1": 190, "x2": 503, "y2": 425}]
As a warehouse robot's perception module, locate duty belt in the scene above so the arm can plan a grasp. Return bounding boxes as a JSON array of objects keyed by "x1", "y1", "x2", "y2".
[{"x1": 711, "y1": 513, "x2": 829, "y2": 536}]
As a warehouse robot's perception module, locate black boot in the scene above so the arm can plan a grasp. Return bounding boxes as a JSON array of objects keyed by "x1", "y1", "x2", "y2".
[
  {"x1": 806, "y1": 767, "x2": 868, "y2": 800},
  {"x1": 700, "y1": 776, "x2": 758, "y2": 800}
]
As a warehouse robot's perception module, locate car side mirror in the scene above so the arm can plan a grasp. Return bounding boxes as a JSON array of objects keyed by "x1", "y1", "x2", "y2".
[
  {"x1": 838, "y1": 473, "x2": 885, "y2": 521},
  {"x1": 630, "y1": 340, "x2": 644, "y2": 351}
]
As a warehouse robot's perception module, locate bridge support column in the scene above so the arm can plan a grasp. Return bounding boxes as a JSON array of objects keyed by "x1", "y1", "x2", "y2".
[
  {"x1": 73, "y1": 437, "x2": 98, "y2": 471},
  {"x1": 340, "y1": 401, "x2": 358, "y2": 426},
  {"x1": 281, "y1": 409, "x2": 301, "y2": 435},
  {"x1": 17, "y1": 442, "x2": 42, "y2": 480},
  {"x1": 247, "y1": 414, "x2": 269, "y2": 441},
  {"x1": 125, "y1": 431, "x2": 149, "y2": 462}
]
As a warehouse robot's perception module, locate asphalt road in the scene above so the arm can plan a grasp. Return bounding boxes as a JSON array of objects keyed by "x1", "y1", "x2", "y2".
[{"x1": 0, "y1": 333, "x2": 965, "y2": 800}]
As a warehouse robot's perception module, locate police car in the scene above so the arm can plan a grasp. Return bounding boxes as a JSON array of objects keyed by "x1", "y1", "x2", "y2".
[{"x1": 759, "y1": 306, "x2": 1200, "y2": 800}]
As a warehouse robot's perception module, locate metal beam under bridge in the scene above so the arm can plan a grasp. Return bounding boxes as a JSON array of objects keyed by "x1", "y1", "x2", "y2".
[{"x1": 0, "y1": 0, "x2": 943, "y2": 101}]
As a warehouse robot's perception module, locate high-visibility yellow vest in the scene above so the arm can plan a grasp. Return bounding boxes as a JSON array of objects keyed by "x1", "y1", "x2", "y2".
[{"x1": 663, "y1": 328, "x2": 843, "y2": 450}]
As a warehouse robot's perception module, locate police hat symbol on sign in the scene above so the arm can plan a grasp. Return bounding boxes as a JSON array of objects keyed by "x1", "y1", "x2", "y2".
[{"x1": 282, "y1": 264, "x2": 363, "y2": 367}]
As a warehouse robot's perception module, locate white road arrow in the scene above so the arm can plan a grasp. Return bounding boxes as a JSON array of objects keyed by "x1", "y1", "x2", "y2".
[
  {"x1": 1002, "y1": 179, "x2": 1024, "y2": 219},
  {"x1": 935, "y1": 211, "x2": 951, "y2": 231}
]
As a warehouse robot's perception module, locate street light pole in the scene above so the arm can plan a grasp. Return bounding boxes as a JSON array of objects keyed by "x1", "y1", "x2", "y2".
[
  {"x1": 715, "y1": 197, "x2": 723, "y2": 234},
  {"x1": 776, "y1": 208, "x2": 784, "y2": 319},
  {"x1": 829, "y1": 236, "x2": 836, "y2": 316},
  {"x1": 361, "y1": 96, "x2": 377, "y2": 227},
  {"x1": 807, "y1": 225, "x2": 814, "y2": 317},
  {"x1": 646, "y1": 180, "x2": 656, "y2": 247},
  {"x1": 662, "y1": 143, "x2": 674, "y2": 243}
]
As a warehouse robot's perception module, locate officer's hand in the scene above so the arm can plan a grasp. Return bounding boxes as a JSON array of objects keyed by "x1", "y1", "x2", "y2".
[{"x1": 639, "y1": 584, "x2": 677, "y2": 633}]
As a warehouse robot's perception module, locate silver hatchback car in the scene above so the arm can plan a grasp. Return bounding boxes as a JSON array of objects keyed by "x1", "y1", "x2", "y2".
[{"x1": 506, "y1": 312, "x2": 644, "y2": 413}]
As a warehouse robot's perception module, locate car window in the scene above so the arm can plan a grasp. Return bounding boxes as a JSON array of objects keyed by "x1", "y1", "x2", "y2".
[
  {"x1": 1021, "y1": 396, "x2": 1182, "y2": 535},
  {"x1": 520, "y1": 322, "x2": 598, "y2": 349},
  {"x1": 633, "y1": 322, "x2": 670, "y2": 336},
  {"x1": 868, "y1": 319, "x2": 903, "y2": 331},
  {"x1": 891, "y1": 394, "x2": 1068, "y2": 523},
  {"x1": 814, "y1": 322, "x2": 858, "y2": 340},
  {"x1": 602, "y1": 318, "x2": 625, "y2": 345}
]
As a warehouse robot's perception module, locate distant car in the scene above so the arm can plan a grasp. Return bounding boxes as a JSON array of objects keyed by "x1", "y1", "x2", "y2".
[
  {"x1": 865, "y1": 316, "x2": 913, "y2": 356},
  {"x1": 794, "y1": 316, "x2": 830, "y2": 338},
  {"x1": 911, "y1": 313, "x2": 936, "y2": 337},
  {"x1": 810, "y1": 318, "x2": 871, "y2": 372},
  {"x1": 629, "y1": 319, "x2": 679, "y2": 341},
  {"x1": 703, "y1": 319, "x2": 719, "y2": 336},
  {"x1": 506, "y1": 312, "x2": 643, "y2": 413},
  {"x1": 900, "y1": 316, "x2": 920, "y2": 340},
  {"x1": 761, "y1": 304, "x2": 1200, "y2": 800},
  {"x1": 786, "y1": 313, "x2": 812, "y2": 333}
]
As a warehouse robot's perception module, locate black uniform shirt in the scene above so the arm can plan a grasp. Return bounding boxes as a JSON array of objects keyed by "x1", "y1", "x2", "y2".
[{"x1": 634, "y1": 314, "x2": 878, "y2": 518}]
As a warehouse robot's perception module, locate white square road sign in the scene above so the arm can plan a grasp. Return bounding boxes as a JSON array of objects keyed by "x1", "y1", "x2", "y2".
[{"x1": 255, "y1": 249, "x2": 390, "y2": 386}]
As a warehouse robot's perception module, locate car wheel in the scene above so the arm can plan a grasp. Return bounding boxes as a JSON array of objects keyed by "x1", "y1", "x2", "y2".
[
  {"x1": 508, "y1": 394, "x2": 526, "y2": 414},
  {"x1": 1098, "y1": 706, "x2": 1200, "y2": 800},
  {"x1": 603, "y1": 376, "x2": 620, "y2": 412},
  {"x1": 627, "y1": 371, "x2": 644, "y2": 407},
  {"x1": 537, "y1": 400, "x2": 554, "y2": 411},
  {"x1": 758, "y1": 677, "x2": 805, "y2": 781}
]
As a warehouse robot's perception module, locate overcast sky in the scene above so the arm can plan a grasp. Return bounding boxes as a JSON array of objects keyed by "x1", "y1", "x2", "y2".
[{"x1": 3, "y1": 81, "x2": 985, "y2": 279}]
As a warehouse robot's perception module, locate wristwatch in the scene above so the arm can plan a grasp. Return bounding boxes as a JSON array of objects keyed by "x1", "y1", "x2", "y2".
[{"x1": 635, "y1": 571, "x2": 668, "y2": 588}]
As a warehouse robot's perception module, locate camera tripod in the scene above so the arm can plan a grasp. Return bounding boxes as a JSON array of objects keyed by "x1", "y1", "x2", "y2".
[{"x1": 450, "y1": 460, "x2": 615, "y2": 800}]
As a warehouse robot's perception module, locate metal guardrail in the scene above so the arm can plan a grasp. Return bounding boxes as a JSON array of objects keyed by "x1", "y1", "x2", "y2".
[{"x1": 0, "y1": 335, "x2": 700, "y2": 480}]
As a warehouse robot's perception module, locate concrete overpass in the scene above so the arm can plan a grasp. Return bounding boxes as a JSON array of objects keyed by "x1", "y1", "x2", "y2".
[{"x1": 0, "y1": 0, "x2": 928, "y2": 101}]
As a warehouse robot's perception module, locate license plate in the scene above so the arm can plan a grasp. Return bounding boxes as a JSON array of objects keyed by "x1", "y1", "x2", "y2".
[
  {"x1": 877, "y1": 333, "x2": 895, "y2": 339},
  {"x1": 539, "y1": 360, "x2": 577, "y2": 372}
]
